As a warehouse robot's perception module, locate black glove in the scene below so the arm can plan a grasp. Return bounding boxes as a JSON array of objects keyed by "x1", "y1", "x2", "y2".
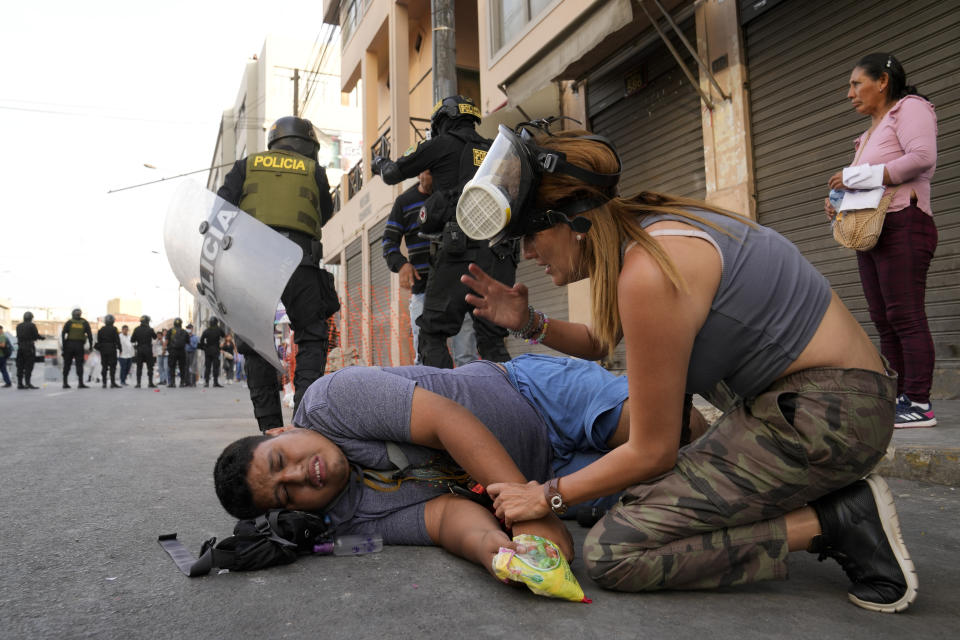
[{"x1": 371, "y1": 155, "x2": 385, "y2": 176}]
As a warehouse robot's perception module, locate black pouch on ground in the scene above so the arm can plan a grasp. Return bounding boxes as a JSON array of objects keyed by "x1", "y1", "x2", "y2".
[{"x1": 158, "y1": 510, "x2": 332, "y2": 577}]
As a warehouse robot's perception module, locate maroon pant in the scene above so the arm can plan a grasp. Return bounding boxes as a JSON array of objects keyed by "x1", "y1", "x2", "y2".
[{"x1": 857, "y1": 205, "x2": 937, "y2": 403}]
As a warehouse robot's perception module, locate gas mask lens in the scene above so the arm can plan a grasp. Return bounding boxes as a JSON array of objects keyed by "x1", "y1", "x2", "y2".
[{"x1": 457, "y1": 126, "x2": 530, "y2": 241}]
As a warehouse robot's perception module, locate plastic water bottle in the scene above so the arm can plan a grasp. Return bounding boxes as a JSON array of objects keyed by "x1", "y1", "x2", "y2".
[
  {"x1": 828, "y1": 188, "x2": 845, "y2": 213},
  {"x1": 314, "y1": 534, "x2": 383, "y2": 556}
]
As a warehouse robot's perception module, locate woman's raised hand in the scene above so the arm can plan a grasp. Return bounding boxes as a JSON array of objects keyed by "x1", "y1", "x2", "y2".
[{"x1": 461, "y1": 263, "x2": 531, "y2": 331}]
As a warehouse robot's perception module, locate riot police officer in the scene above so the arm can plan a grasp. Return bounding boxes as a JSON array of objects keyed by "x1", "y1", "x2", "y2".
[
  {"x1": 61, "y1": 308, "x2": 93, "y2": 389},
  {"x1": 16, "y1": 311, "x2": 41, "y2": 389},
  {"x1": 96, "y1": 314, "x2": 122, "y2": 389},
  {"x1": 198, "y1": 317, "x2": 226, "y2": 388},
  {"x1": 217, "y1": 116, "x2": 340, "y2": 431},
  {"x1": 166, "y1": 318, "x2": 189, "y2": 387},
  {"x1": 131, "y1": 315, "x2": 157, "y2": 388},
  {"x1": 372, "y1": 95, "x2": 516, "y2": 368}
]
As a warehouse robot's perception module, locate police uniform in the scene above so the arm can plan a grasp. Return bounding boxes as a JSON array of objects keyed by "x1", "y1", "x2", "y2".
[
  {"x1": 374, "y1": 97, "x2": 515, "y2": 368},
  {"x1": 166, "y1": 323, "x2": 189, "y2": 387},
  {"x1": 96, "y1": 323, "x2": 122, "y2": 388},
  {"x1": 217, "y1": 117, "x2": 339, "y2": 430},
  {"x1": 61, "y1": 314, "x2": 93, "y2": 388},
  {"x1": 16, "y1": 316, "x2": 40, "y2": 389},
  {"x1": 198, "y1": 322, "x2": 226, "y2": 387},
  {"x1": 131, "y1": 321, "x2": 157, "y2": 387}
]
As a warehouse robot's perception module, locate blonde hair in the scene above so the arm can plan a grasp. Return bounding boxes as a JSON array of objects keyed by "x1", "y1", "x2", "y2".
[{"x1": 533, "y1": 130, "x2": 754, "y2": 354}]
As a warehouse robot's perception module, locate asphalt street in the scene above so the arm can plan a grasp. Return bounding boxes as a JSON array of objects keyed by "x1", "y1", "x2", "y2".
[{"x1": 2, "y1": 371, "x2": 958, "y2": 639}]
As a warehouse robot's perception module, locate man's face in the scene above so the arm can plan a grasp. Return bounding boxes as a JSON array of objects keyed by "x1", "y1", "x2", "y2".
[
  {"x1": 247, "y1": 427, "x2": 351, "y2": 512},
  {"x1": 121, "y1": 326, "x2": 128, "y2": 335}
]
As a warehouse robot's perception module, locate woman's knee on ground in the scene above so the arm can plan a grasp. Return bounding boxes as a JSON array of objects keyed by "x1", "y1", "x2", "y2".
[{"x1": 582, "y1": 509, "x2": 671, "y2": 591}]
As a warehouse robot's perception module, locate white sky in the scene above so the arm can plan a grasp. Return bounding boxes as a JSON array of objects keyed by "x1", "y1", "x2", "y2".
[{"x1": 0, "y1": 0, "x2": 330, "y2": 322}]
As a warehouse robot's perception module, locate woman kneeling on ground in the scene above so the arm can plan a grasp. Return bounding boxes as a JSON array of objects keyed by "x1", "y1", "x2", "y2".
[{"x1": 457, "y1": 120, "x2": 917, "y2": 612}]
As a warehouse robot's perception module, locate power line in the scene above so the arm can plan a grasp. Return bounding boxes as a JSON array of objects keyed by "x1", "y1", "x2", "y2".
[
  {"x1": 300, "y1": 24, "x2": 340, "y2": 114},
  {"x1": 0, "y1": 103, "x2": 209, "y2": 126},
  {"x1": 106, "y1": 163, "x2": 236, "y2": 194}
]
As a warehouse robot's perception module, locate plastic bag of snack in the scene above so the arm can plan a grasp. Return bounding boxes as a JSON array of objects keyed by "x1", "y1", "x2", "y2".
[{"x1": 491, "y1": 534, "x2": 591, "y2": 603}]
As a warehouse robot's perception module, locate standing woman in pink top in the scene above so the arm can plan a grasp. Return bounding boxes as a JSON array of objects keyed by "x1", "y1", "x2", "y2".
[{"x1": 825, "y1": 53, "x2": 938, "y2": 428}]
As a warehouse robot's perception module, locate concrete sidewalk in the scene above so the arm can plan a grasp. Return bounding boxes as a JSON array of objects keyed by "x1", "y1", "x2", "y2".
[
  {"x1": 877, "y1": 397, "x2": 960, "y2": 486},
  {"x1": 694, "y1": 396, "x2": 959, "y2": 487}
]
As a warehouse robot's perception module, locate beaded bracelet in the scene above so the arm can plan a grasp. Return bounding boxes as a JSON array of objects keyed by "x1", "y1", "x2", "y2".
[
  {"x1": 526, "y1": 314, "x2": 549, "y2": 344},
  {"x1": 509, "y1": 305, "x2": 537, "y2": 339}
]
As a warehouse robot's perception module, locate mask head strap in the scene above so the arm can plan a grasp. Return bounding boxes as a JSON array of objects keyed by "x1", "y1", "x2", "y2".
[
  {"x1": 523, "y1": 197, "x2": 605, "y2": 236},
  {"x1": 513, "y1": 118, "x2": 621, "y2": 191}
]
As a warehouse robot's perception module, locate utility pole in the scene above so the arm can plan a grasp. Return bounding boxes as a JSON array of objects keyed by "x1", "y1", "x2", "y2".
[
  {"x1": 431, "y1": 0, "x2": 457, "y2": 102},
  {"x1": 293, "y1": 68, "x2": 300, "y2": 116}
]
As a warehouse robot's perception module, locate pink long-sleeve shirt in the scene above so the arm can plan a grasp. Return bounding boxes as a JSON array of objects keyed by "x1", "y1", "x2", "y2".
[{"x1": 851, "y1": 95, "x2": 938, "y2": 216}]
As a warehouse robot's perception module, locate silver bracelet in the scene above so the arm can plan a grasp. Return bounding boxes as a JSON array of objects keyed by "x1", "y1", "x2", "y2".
[{"x1": 509, "y1": 305, "x2": 537, "y2": 339}]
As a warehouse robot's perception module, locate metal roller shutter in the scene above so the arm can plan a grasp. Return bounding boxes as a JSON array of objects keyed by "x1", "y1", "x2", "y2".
[
  {"x1": 584, "y1": 19, "x2": 706, "y2": 370},
  {"x1": 344, "y1": 238, "x2": 363, "y2": 359},
  {"x1": 588, "y1": 20, "x2": 706, "y2": 200},
  {"x1": 746, "y1": 0, "x2": 960, "y2": 388},
  {"x1": 368, "y1": 218, "x2": 392, "y2": 366}
]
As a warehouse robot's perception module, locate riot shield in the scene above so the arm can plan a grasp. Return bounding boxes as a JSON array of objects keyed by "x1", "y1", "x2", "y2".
[{"x1": 163, "y1": 180, "x2": 302, "y2": 370}]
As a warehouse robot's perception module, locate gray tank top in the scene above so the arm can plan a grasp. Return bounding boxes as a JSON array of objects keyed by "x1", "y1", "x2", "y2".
[{"x1": 633, "y1": 209, "x2": 832, "y2": 398}]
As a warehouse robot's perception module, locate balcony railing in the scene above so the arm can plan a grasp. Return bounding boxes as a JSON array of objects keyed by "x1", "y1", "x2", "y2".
[
  {"x1": 347, "y1": 160, "x2": 363, "y2": 199},
  {"x1": 331, "y1": 184, "x2": 342, "y2": 214},
  {"x1": 371, "y1": 129, "x2": 391, "y2": 162},
  {"x1": 410, "y1": 117, "x2": 431, "y2": 144}
]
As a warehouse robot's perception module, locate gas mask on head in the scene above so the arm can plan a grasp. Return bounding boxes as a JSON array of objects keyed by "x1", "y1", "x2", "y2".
[{"x1": 456, "y1": 118, "x2": 621, "y2": 244}]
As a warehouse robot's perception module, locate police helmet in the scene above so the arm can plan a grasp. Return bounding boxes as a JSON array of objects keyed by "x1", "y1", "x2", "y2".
[
  {"x1": 173, "y1": 317, "x2": 183, "y2": 328},
  {"x1": 267, "y1": 116, "x2": 319, "y2": 150},
  {"x1": 104, "y1": 314, "x2": 115, "y2": 325},
  {"x1": 140, "y1": 315, "x2": 150, "y2": 325},
  {"x1": 430, "y1": 95, "x2": 481, "y2": 137},
  {"x1": 71, "y1": 308, "x2": 82, "y2": 319},
  {"x1": 23, "y1": 311, "x2": 33, "y2": 322},
  {"x1": 209, "y1": 317, "x2": 219, "y2": 327}
]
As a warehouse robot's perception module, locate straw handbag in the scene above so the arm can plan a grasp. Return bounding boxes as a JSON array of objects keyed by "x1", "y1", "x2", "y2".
[
  {"x1": 832, "y1": 128, "x2": 900, "y2": 251},
  {"x1": 833, "y1": 186, "x2": 899, "y2": 251}
]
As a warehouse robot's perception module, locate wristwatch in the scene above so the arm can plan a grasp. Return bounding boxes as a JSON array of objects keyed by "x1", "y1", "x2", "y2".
[{"x1": 543, "y1": 478, "x2": 568, "y2": 516}]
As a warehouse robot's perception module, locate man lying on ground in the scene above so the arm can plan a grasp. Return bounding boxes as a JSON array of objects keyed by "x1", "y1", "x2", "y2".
[{"x1": 214, "y1": 354, "x2": 708, "y2": 574}]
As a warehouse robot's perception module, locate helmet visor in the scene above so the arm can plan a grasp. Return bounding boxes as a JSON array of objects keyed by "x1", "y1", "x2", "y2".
[{"x1": 456, "y1": 125, "x2": 536, "y2": 241}]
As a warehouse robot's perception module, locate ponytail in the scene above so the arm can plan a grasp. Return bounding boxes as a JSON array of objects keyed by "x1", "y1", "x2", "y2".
[{"x1": 856, "y1": 52, "x2": 930, "y2": 103}]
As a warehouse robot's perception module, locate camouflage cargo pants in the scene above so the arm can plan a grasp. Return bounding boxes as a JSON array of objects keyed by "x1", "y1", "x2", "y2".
[{"x1": 583, "y1": 366, "x2": 896, "y2": 591}]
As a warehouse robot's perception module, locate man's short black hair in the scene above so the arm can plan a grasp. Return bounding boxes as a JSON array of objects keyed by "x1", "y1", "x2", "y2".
[{"x1": 214, "y1": 434, "x2": 272, "y2": 519}]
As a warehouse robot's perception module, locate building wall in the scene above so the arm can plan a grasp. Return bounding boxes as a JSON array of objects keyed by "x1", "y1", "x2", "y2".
[{"x1": 106, "y1": 298, "x2": 143, "y2": 317}]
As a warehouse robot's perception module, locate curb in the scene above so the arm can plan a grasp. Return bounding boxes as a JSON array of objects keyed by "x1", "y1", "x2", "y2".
[{"x1": 876, "y1": 444, "x2": 960, "y2": 487}]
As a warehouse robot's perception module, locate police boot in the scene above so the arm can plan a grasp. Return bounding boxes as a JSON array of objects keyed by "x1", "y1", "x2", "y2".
[
  {"x1": 17, "y1": 376, "x2": 24, "y2": 389},
  {"x1": 110, "y1": 373, "x2": 120, "y2": 389},
  {"x1": 418, "y1": 333, "x2": 454, "y2": 369},
  {"x1": 62, "y1": 375, "x2": 70, "y2": 389},
  {"x1": 102, "y1": 377, "x2": 107, "y2": 389},
  {"x1": 26, "y1": 375, "x2": 38, "y2": 389},
  {"x1": 213, "y1": 377, "x2": 223, "y2": 388},
  {"x1": 135, "y1": 376, "x2": 141, "y2": 388},
  {"x1": 148, "y1": 373, "x2": 156, "y2": 388}
]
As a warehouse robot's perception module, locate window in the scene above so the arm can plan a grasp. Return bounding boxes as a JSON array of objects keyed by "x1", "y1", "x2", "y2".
[{"x1": 491, "y1": 0, "x2": 554, "y2": 54}]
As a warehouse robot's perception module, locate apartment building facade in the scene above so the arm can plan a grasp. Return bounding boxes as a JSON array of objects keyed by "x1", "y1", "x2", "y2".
[{"x1": 323, "y1": 0, "x2": 958, "y2": 394}]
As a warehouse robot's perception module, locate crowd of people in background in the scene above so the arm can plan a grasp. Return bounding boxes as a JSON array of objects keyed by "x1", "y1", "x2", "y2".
[{"x1": 0, "y1": 309, "x2": 244, "y2": 391}]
